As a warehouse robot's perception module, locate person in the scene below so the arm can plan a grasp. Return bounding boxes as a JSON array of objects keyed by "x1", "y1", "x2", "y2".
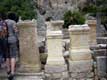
[
  {"x1": 5, "y1": 12, "x2": 18, "y2": 80},
  {"x1": 0, "y1": 12, "x2": 8, "y2": 68}
]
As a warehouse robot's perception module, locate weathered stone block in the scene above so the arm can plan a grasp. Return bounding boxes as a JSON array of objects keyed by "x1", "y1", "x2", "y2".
[
  {"x1": 51, "y1": 20, "x2": 64, "y2": 31},
  {"x1": 70, "y1": 49, "x2": 92, "y2": 61},
  {"x1": 69, "y1": 60, "x2": 93, "y2": 72},
  {"x1": 46, "y1": 20, "x2": 64, "y2": 31},
  {"x1": 17, "y1": 21, "x2": 41, "y2": 73},
  {"x1": 96, "y1": 56, "x2": 107, "y2": 77},
  {"x1": 15, "y1": 72, "x2": 44, "y2": 80},
  {"x1": 46, "y1": 30, "x2": 66, "y2": 65},
  {"x1": 69, "y1": 24, "x2": 90, "y2": 50},
  {"x1": 69, "y1": 24, "x2": 93, "y2": 61},
  {"x1": 45, "y1": 64, "x2": 67, "y2": 73},
  {"x1": 45, "y1": 71, "x2": 69, "y2": 80},
  {"x1": 70, "y1": 72, "x2": 94, "y2": 79},
  {"x1": 45, "y1": 30, "x2": 68, "y2": 79}
]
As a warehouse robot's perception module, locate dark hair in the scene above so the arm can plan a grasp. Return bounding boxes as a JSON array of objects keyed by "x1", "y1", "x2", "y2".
[
  {"x1": 7, "y1": 12, "x2": 19, "y2": 22},
  {"x1": 0, "y1": 12, "x2": 7, "y2": 20}
]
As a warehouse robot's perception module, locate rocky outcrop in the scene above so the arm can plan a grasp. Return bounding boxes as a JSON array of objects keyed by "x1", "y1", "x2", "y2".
[{"x1": 36, "y1": 0, "x2": 87, "y2": 20}]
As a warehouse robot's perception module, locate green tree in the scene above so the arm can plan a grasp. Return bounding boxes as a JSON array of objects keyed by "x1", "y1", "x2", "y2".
[{"x1": 0, "y1": 0, "x2": 36, "y2": 20}]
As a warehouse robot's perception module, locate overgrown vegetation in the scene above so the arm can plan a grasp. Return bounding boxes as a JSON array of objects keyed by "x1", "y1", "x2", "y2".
[
  {"x1": 0, "y1": 0, "x2": 36, "y2": 20},
  {"x1": 63, "y1": 11, "x2": 85, "y2": 28},
  {"x1": 81, "y1": 0, "x2": 107, "y2": 31}
]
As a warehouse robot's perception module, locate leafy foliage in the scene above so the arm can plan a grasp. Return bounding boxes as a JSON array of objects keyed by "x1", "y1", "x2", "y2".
[
  {"x1": 63, "y1": 11, "x2": 85, "y2": 28},
  {"x1": 81, "y1": 0, "x2": 107, "y2": 31},
  {"x1": 0, "y1": 0, "x2": 36, "y2": 20},
  {"x1": 81, "y1": 0, "x2": 107, "y2": 14}
]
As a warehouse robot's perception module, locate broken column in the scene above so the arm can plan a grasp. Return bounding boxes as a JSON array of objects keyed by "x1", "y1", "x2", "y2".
[
  {"x1": 45, "y1": 30, "x2": 68, "y2": 79},
  {"x1": 68, "y1": 24, "x2": 93, "y2": 79}
]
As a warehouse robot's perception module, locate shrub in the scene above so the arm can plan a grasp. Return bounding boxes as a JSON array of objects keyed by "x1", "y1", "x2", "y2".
[{"x1": 63, "y1": 11, "x2": 85, "y2": 28}]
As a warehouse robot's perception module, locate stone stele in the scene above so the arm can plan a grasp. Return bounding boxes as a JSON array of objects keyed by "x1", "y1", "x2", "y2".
[
  {"x1": 45, "y1": 30, "x2": 67, "y2": 73},
  {"x1": 69, "y1": 24, "x2": 92, "y2": 61},
  {"x1": 68, "y1": 24, "x2": 93, "y2": 79},
  {"x1": 17, "y1": 21, "x2": 41, "y2": 73}
]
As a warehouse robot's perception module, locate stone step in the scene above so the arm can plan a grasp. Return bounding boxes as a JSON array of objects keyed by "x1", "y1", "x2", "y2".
[
  {"x1": 97, "y1": 37, "x2": 107, "y2": 44},
  {"x1": 0, "y1": 69, "x2": 44, "y2": 80}
]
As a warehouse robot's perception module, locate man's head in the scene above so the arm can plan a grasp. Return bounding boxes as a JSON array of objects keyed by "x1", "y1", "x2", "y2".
[{"x1": 7, "y1": 12, "x2": 19, "y2": 22}]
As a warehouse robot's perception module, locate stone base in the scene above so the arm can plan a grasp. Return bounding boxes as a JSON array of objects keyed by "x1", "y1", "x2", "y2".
[
  {"x1": 69, "y1": 72, "x2": 94, "y2": 79},
  {"x1": 69, "y1": 60, "x2": 93, "y2": 72},
  {"x1": 45, "y1": 64, "x2": 67, "y2": 73},
  {"x1": 70, "y1": 49, "x2": 92, "y2": 61},
  {"x1": 45, "y1": 64, "x2": 68, "y2": 79},
  {"x1": 45, "y1": 71, "x2": 69, "y2": 80},
  {"x1": 69, "y1": 60, "x2": 94, "y2": 79},
  {"x1": 15, "y1": 72, "x2": 44, "y2": 80},
  {"x1": 17, "y1": 64, "x2": 41, "y2": 73}
]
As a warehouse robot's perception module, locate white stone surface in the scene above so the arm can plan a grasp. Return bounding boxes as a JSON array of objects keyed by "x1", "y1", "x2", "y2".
[{"x1": 69, "y1": 24, "x2": 90, "y2": 31}]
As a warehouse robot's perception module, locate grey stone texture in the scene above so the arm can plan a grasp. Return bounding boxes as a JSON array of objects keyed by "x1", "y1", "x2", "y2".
[
  {"x1": 96, "y1": 56, "x2": 107, "y2": 78},
  {"x1": 15, "y1": 72, "x2": 44, "y2": 80},
  {"x1": 45, "y1": 64, "x2": 67, "y2": 73},
  {"x1": 37, "y1": 0, "x2": 87, "y2": 20},
  {"x1": 69, "y1": 60, "x2": 93, "y2": 73}
]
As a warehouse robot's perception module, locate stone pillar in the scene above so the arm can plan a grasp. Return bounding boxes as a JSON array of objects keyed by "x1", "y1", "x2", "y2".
[
  {"x1": 68, "y1": 24, "x2": 93, "y2": 79},
  {"x1": 45, "y1": 20, "x2": 64, "y2": 31},
  {"x1": 17, "y1": 21, "x2": 41, "y2": 73},
  {"x1": 86, "y1": 20, "x2": 97, "y2": 46},
  {"x1": 45, "y1": 30, "x2": 68, "y2": 79}
]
